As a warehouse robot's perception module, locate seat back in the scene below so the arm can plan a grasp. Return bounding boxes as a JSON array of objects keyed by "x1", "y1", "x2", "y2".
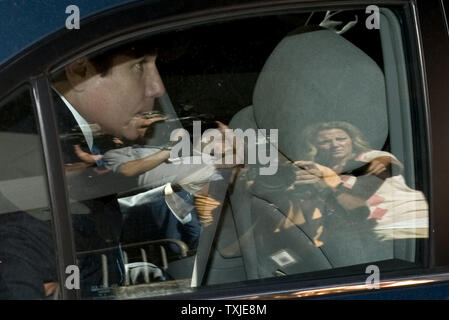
[{"x1": 229, "y1": 29, "x2": 393, "y2": 279}]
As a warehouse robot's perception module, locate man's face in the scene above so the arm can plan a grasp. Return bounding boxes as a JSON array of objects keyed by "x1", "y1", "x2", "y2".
[
  {"x1": 315, "y1": 128, "x2": 353, "y2": 163},
  {"x1": 73, "y1": 54, "x2": 165, "y2": 141}
]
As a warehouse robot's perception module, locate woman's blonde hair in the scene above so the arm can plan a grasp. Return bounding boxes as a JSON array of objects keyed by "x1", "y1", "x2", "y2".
[{"x1": 299, "y1": 121, "x2": 371, "y2": 163}]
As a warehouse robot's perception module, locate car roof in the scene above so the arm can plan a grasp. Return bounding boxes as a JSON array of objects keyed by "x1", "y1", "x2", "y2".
[
  {"x1": 0, "y1": 0, "x2": 372, "y2": 67},
  {"x1": 0, "y1": 0, "x2": 137, "y2": 65},
  {"x1": 0, "y1": 0, "x2": 385, "y2": 99}
]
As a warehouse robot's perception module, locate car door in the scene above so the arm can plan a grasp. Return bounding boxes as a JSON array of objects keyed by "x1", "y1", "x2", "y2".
[{"x1": 0, "y1": 0, "x2": 448, "y2": 300}]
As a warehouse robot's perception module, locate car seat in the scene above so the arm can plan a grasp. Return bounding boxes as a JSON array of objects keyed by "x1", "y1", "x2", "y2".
[{"x1": 228, "y1": 28, "x2": 394, "y2": 280}]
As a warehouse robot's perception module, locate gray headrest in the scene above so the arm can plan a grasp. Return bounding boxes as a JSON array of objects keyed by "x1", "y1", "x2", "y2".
[{"x1": 253, "y1": 29, "x2": 388, "y2": 161}]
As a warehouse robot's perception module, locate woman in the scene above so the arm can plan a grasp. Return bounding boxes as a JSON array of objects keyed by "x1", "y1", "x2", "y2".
[{"x1": 294, "y1": 121, "x2": 428, "y2": 240}]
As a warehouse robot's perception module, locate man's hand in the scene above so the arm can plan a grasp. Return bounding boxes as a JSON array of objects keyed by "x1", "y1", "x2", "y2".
[
  {"x1": 137, "y1": 116, "x2": 166, "y2": 138},
  {"x1": 74, "y1": 144, "x2": 103, "y2": 165},
  {"x1": 44, "y1": 282, "x2": 59, "y2": 297},
  {"x1": 214, "y1": 121, "x2": 244, "y2": 167},
  {"x1": 64, "y1": 145, "x2": 109, "y2": 176},
  {"x1": 195, "y1": 194, "x2": 221, "y2": 227},
  {"x1": 141, "y1": 116, "x2": 166, "y2": 128}
]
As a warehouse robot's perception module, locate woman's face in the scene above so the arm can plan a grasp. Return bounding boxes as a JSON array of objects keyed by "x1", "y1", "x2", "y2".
[{"x1": 315, "y1": 128, "x2": 353, "y2": 164}]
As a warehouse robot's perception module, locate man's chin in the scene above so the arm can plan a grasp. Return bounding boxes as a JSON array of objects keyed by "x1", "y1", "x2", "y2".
[
  {"x1": 330, "y1": 154, "x2": 346, "y2": 162},
  {"x1": 331, "y1": 151, "x2": 346, "y2": 157},
  {"x1": 120, "y1": 130, "x2": 140, "y2": 142}
]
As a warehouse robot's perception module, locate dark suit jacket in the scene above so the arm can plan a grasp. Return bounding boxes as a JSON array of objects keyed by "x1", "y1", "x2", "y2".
[
  {"x1": 53, "y1": 94, "x2": 130, "y2": 293},
  {"x1": 0, "y1": 94, "x2": 133, "y2": 299},
  {"x1": 54, "y1": 93, "x2": 125, "y2": 243}
]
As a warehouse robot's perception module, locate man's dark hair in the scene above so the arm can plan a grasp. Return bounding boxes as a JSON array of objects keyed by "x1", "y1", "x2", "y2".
[
  {"x1": 52, "y1": 38, "x2": 159, "y2": 82},
  {"x1": 89, "y1": 39, "x2": 158, "y2": 76}
]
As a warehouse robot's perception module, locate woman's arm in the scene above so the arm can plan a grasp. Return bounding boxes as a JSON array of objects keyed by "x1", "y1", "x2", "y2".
[{"x1": 292, "y1": 160, "x2": 387, "y2": 211}]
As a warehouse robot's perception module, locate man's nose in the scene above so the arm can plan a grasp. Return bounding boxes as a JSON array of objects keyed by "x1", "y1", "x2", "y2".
[
  {"x1": 144, "y1": 63, "x2": 165, "y2": 98},
  {"x1": 330, "y1": 139, "x2": 339, "y2": 147}
]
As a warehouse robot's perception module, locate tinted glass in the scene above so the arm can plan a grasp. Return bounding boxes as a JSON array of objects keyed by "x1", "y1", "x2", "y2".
[
  {"x1": 49, "y1": 7, "x2": 428, "y2": 299},
  {"x1": 0, "y1": 88, "x2": 58, "y2": 299}
]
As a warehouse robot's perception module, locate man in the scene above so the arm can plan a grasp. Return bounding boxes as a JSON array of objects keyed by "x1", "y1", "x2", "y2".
[
  {"x1": 0, "y1": 41, "x2": 177, "y2": 299},
  {"x1": 53, "y1": 42, "x2": 239, "y2": 292},
  {"x1": 52, "y1": 42, "x2": 187, "y2": 295},
  {"x1": 0, "y1": 38, "x2": 237, "y2": 298},
  {"x1": 53, "y1": 41, "x2": 237, "y2": 292},
  {"x1": 54, "y1": 45, "x2": 165, "y2": 143}
]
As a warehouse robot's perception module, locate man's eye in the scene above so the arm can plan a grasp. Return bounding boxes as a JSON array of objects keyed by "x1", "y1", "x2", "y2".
[
  {"x1": 133, "y1": 62, "x2": 144, "y2": 72},
  {"x1": 318, "y1": 141, "x2": 330, "y2": 146}
]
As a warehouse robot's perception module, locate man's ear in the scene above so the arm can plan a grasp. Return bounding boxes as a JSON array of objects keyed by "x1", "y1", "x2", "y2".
[{"x1": 65, "y1": 58, "x2": 95, "y2": 90}]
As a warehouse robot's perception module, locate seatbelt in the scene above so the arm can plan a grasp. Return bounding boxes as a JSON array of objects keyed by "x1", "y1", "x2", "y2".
[
  {"x1": 155, "y1": 93, "x2": 233, "y2": 287},
  {"x1": 191, "y1": 168, "x2": 232, "y2": 287}
]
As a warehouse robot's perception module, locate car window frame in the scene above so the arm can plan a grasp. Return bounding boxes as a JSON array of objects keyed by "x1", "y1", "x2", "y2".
[
  {"x1": 30, "y1": 77, "x2": 79, "y2": 299},
  {"x1": 39, "y1": 1, "x2": 438, "y2": 300}
]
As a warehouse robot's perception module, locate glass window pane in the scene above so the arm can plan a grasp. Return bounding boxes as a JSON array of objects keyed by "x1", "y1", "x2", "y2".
[
  {"x1": 0, "y1": 88, "x2": 58, "y2": 299},
  {"x1": 50, "y1": 6, "x2": 428, "y2": 299}
]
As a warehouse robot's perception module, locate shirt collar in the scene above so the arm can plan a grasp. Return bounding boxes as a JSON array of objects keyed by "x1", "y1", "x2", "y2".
[{"x1": 52, "y1": 86, "x2": 94, "y2": 151}]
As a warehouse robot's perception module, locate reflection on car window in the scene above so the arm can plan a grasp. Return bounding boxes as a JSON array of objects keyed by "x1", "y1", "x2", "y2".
[
  {"x1": 0, "y1": 88, "x2": 57, "y2": 299},
  {"x1": 40, "y1": 8, "x2": 430, "y2": 299},
  {"x1": 50, "y1": 37, "x2": 236, "y2": 297}
]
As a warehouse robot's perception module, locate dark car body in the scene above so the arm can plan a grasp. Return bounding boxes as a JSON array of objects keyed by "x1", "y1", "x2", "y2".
[{"x1": 0, "y1": 0, "x2": 449, "y2": 300}]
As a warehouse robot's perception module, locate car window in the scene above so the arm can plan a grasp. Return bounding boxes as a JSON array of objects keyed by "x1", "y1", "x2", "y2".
[
  {"x1": 48, "y1": 7, "x2": 428, "y2": 299},
  {"x1": 0, "y1": 87, "x2": 58, "y2": 299}
]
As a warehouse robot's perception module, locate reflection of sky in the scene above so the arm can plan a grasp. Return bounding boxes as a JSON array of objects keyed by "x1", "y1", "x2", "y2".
[{"x1": 0, "y1": 0, "x2": 137, "y2": 65}]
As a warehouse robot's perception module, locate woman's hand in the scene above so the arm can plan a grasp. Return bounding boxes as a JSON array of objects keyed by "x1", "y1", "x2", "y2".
[
  {"x1": 366, "y1": 156, "x2": 396, "y2": 176},
  {"x1": 195, "y1": 194, "x2": 221, "y2": 227},
  {"x1": 292, "y1": 160, "x2": 342, "y2": 195},
  {"x1": 293, "y1": 161, "x2": 325, "y2": 186}
]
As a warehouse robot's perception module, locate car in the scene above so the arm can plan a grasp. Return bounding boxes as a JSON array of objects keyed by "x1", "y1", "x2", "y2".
[{"x1": 0, "y1": 0, "x2": 449, "y2": 301}]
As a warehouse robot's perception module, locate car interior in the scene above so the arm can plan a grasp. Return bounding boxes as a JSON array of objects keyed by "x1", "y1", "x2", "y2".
[
  {"x1": 0, "y1": 6, "x2": 429, "y2": 299},
  {"x1": 203, "y1": 8, "x2": 421, "y2": 288},
  {"x1": 106, "y1": 8, "x2": 426, "y2": 298}
]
